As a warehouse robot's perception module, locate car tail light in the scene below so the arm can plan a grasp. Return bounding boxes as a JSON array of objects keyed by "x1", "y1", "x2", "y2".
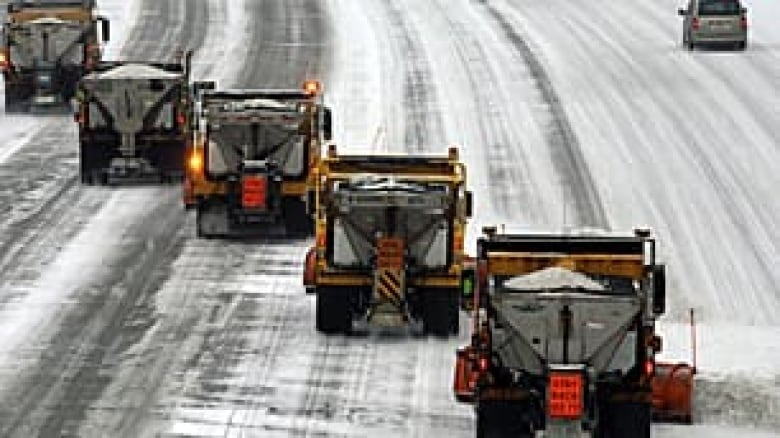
[
  {"x1": 740, "y1": 15, "x2": 748, "y2": 30},
  {"x1": 692, "y1": 17, "x2": 700, "y2": 31}
]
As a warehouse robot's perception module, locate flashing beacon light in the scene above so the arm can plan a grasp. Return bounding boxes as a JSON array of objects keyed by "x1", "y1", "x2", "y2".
[{"x1": 303, "y1": 80, "x2": 322, "y2": 96}]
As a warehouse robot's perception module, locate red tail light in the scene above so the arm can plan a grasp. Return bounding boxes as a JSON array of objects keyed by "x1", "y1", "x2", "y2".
[
  {"x1": 740, "y1": 15, "x2": 748, "y2": 30},
  {"x1": 176, "y1": 111, "x2": 187, "y2": 127},
  {"x1": 645, "y1": 359, "x2": 655, "y2": 376},
  {"x1": 692, "y1": 17, "x2": 700, "y2": 31},
  {"x1": 242, "y1": 176, "x2": 267, "y2": 209},
  {"x1": 478, "y1": 355, "x2": 490, "y2": 372}
]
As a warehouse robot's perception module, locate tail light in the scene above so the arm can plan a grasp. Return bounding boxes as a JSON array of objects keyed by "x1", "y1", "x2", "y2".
[
  {"x1": 645, "y1": 359, "x2": 656, "y2": 377},
  {"x1": 740, "y1": 15, "x2": 748, "y2": 30},
  {"x1": 0, "y1": 50, "x2": 8, "y2": 71},
  {"x1": 176, "y1": 111, "x2": 187, "y2": 127},
  {"x1": 242, "y1": 176, "x2": 267, "y2": 209},
  {"x1": 692, "y1": 17, "x2": 700, "y2": 31},
  {"x1": 478, "y1": 355, "x2": 490, "y2": 373}
]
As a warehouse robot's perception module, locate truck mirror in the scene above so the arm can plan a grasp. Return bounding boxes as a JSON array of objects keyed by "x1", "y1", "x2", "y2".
[
  {"x1": 465, "y1": 191, "x2": 474, "y2": 218},
  {"x1": 100, "y1": 18, "x2": 110, "y2": 43},
  {"x1": 323, "y1": 106, "x2": 333, "y2": 141},
  {"x1": 460, "y1": 268, "x2": 475, "y2": 311},
  {"x1": 652, "y1": 264, "x2": 666, "y2": 315}
]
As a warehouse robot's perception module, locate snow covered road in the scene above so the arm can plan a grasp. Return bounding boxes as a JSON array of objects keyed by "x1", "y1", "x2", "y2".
[{"x1": 0, "y1": 0, "x2": 778, "y2": 436}]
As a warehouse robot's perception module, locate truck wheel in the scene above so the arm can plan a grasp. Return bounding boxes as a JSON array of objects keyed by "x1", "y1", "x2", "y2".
[
  {"x1": 4, "y1": 92, "x2": 25, "y2": 113},
  {"x1": 422, "y1": 288, "x2": 459, "y2": 337},
  {"x1": 476, "y1": 401, "x2": 533, "y2": 438},
  {"x1": 316, "y1": 287, "x2": 351, "y2": 334},
  {"x1": 283, "y1": 198, "x2": 313, "y2": 236},
  {"x1": 599, "y1": 401, "x2": 650, "y2": 438}
]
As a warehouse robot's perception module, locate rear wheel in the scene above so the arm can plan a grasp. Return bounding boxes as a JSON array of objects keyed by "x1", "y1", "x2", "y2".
[
  {"x1": 736, "y1": 41, "x2": 747, "y2": 51},
  {"x1": 283, "y1": 198, "x2": 313, "y2": 236},
  {"x1": 422, "y1": 288, "x2": 459, "y2": 337},
  {"x1": 316, "y1": 287, "x2": 352, "y2": 334},
  {"x1": 476, "y1": 401, "x2": 534, "y2": 438},
  {"x1": 598, "y1": 400, "x2": 651, "y2": 438},
  {"x1": 4, "y1": 89, "x2": 27, "y2": 113}
]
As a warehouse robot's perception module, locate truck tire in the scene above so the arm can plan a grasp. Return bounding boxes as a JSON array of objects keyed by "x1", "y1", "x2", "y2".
[
  {"x1": 4, "y1": 89, "x2": 26, "y2": 113},
  {"x1": 422, "y1": 288, "x2": 459, "y2": 337},
  {"x1": 283, "y1": 198, "x2": 314, "y2": 236},
  {"x1": 599, "y1": 401, "x2": 651, "y2": 438},
  {"x1": 316, "y1": 287, "x2": 351, "y2": 334},
  {"x1": 476, "y1": 401, "x2": 533, "y2": 438}
]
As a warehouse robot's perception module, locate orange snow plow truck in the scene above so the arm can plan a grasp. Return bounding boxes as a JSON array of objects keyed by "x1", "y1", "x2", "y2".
[{"x1": 454, "y1": 227, "x2": 695, "y2": 437}]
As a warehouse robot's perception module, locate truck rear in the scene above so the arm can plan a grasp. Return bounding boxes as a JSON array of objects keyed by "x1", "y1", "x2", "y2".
[
  {"x1": 304, "y1": 146, "x2": 473, "y2": 336},
  {"x1": 1, "y1": 0, "x2": 109, "y2": 112},
  {"x1": 75, "y1": 56, "x2": 192, "y2": 184},
  {"x1": 454, "y1": 227, "x2": 670, "y2": 437},
  {"x1": 186, "y1": 82, "x2": 332, "y2": 237}
]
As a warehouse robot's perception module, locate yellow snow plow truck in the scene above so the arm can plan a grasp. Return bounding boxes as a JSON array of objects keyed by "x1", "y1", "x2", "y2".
[
  {"x1": 1, "y1": 0, "x2": 109, "y2": 112},
  {"x1": 185, "y1": 81, "x2": 332, "y2": 237},
  {"x1": 453, "y1": 227, "x2": 693, "y2": 437},
  {"x1": 304, "y1": 146, "x2": 473, "y2": 336}
]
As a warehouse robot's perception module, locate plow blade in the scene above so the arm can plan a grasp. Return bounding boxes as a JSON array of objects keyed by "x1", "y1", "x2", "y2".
[{"x1": 652, "y1": 362, "x2": 695, "y2": 423}]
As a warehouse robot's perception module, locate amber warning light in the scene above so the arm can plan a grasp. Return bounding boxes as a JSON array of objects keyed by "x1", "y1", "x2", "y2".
[
  {"x1": 303, "y1": 80, "x2": 322, "y2": 96},
  {"x1": 188, "y1": 151, "x2": 203, "y2": 173}
]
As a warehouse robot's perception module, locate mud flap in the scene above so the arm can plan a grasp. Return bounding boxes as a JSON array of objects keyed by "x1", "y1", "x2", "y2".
[{"x1": 303, "y1": 246, "x2": 316, "y2": 294}]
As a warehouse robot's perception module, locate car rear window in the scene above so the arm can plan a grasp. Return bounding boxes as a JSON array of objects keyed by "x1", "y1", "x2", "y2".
[{"x1": 699, "y1": 0, "x2": 741, "y2": 15}]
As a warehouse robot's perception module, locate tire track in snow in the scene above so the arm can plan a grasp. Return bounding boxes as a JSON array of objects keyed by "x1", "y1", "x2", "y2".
[
  {"x1": 238, "y1": 0, "x2": 331, "y2": 89},
  {"x1": 0, "y1": 1, "x2": 212, "y2": 435},
  {"x1": 428, "y1": 0, "x2": 539, "y2": 221},
  {"x1": 484, "y1": 6, "x2": 610, "y2": 229},
  {"x1": 377, "y1": 0, "x2": 445, "y2": 153}
]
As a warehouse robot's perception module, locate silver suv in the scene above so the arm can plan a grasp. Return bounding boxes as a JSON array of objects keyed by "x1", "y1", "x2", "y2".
[{"x1": 678, "y1": 0, "x2": 748, "y2": 50}]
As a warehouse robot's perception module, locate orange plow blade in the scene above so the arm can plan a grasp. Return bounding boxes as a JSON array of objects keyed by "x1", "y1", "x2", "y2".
[{"x1": 652, "y1": 362, "x2": 695, "y2": 423}]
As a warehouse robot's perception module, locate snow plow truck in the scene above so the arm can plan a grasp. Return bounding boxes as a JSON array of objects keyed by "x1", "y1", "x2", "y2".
[
  {"x1": 75, "y1": 54, "x2": 193, "y2": 184},
  {"x1": 454, "y1": 227, "x2": 695, "y2": 437},
  {"x1": 185, "y1": 81, "x2": 332, "y2": 237},
  {"x1": 1, "y1": 0, "x2": 109, "y2": 112},
  {"x1": 303, "y1": 145, "x2": 473, "y2": 336}
]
